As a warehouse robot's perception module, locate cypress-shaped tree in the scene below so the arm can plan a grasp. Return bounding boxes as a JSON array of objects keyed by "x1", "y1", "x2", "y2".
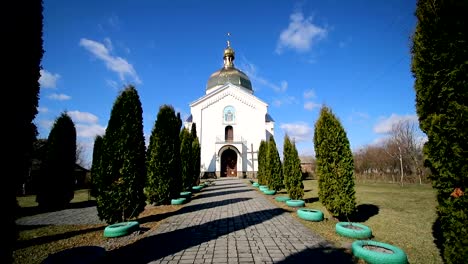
[
  {"x1": 146, "y1": 105, "x2": 182, "y2": 204},
  {"x1": 95, "y1": 86, "x2": 147, "y2": 224},
  {"x1": 191, "y1": 123, "x2": 201, "y2": 186},
  {"x1": 180, "y1": 128, "x2": 193, "y2": 191},
  {"x1": 3, "y1": 1, "x2": 43, "y2": 261},
  {"x1": 411, "y1": 0, "x2": 468, "y2": 262},
  {"x1": 267, "y1": 136, "x2": 283, "y2": 191},
  {"x1": 283, "y1": 135, "x2": 304, "y2": 200},
  {"x1": 314, "y1": 106, "x2": 356, "y2": 218},
  {"x1": 36, "y1": 112, "x2": 77, "y2": 210},
  {"x1": 257, "y1": 140, "x2": 269, "y2": 185},
  {"x1": 90, "y1": 135, "x2": 103, "y2": 197}
]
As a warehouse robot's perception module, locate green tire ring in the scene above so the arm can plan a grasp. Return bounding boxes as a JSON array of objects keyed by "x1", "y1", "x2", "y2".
[
  {"x1": 192, "y1": 186, "x2": 203, "y2": 192},
  {"x1": 104, "y1": 221, "x2": 139, "y2": 238},
  {"x1": 252, "y1": 182, "x2": 259, "y2": 187},
  {"x1": 336, "y1": 222, "x2": 372, "y2": 239},
  {"x1": 275, "y1": 196, "x2": 291, "y2": 202},
  {"x1": 297, "y1": 208, "x2": 324, "y2": 221},
  {"x1": 259, "y1": 185, "x2": 268, "y2": 189},
  {"x1": 171, "y1": 197, "x2": 186, "y2": 205},
  {"x1": 263, "y1": 189, "x2": 276, "y2": 195},
  {"x1": 352, "y1": 240, "x2": 408, "y2": 264},
  {"x1": 180, "y1": 191, "x2": 191, "y2": 196},
  {"x1": 285, "y1": 200, "x2": 305, "y2": 207}
]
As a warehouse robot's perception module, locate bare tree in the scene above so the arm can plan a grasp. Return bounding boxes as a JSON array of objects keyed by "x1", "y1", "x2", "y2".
[{"x1": 384, "y1": 120, "x2": 425, "y2": 185}]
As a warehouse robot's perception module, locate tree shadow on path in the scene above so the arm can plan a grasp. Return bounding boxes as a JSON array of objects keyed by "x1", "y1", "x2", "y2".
[{"x1": 277, "y1": 246, "x2": 357, "y2": 264}]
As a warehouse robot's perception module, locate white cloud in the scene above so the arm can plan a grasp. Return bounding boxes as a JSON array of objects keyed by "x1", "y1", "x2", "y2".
[
  {"x1": 39, "y1": 69, "x2": 60, "y2": 89},
  {"x1": 272, "y1": 95, "x2": 297, "y2": 107},
  {"x1": 304, "y1": 101, "x2": 321, "y2": 111},
  {"x1": 38, "y1": 107, "x2": 48, "y2": 113},
  {"x1": 68, "y1": 111, "x2": 99, "y2": 124},
  {"x1": 373, "y1": 114, "x2": 418, "y2": 134},
  {"x1": 239, "y1": 59, "x2": 287, "y2": 93},
  {"x1": 47, "y1": 93, "x2": 71, "y2": 101},
  {"x1": 106, "y1": 79, "x2": 119, "y2": 90},
  {"x1": 80, "y1": 38, "x2": 141, "y2": 84},
  {"x1": 103, "y1": 37, "x2": 113, "y2": 52},
  {"x1": 276, "y1": 11, "x2": 327, "y2": 54},
  {"x1": 76, "y1": 123, "x2": 106, "y2": 138},
  {"x1": 303, "y1": 89, "x2": 316, "y2": 99},
  {"x1": 280, "y1": 122, "x2": 313, "y2": 142}
]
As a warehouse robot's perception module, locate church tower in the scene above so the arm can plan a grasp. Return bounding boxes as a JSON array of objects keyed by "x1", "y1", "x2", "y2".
[{"x1": 185, "y1": 40, "x2": 274, "y2": 178}]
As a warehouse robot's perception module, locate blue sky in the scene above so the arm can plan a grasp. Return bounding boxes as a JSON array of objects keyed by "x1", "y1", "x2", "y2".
[{"x1": 37, "y1": 0, "x2": 419, "y2": 167}]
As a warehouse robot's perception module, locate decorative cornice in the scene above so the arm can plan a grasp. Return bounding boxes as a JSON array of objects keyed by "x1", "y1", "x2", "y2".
[{"x1": 201, "y1": 88, "x2": 257, "y2": 110}]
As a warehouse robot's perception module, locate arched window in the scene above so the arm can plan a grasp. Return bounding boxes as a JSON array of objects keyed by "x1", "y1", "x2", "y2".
[
  {"x1": 223, "y1": 106, "x2": 235, "y2": 123},
  {"x1": 225, "y1": 126, "x2": 233, "y2": 142}
]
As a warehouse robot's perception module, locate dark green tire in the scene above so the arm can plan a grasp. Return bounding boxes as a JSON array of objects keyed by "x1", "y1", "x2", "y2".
[
  {"x1": 352, "y1": 240, "x2": 408, "y2": 264},
  {"x1": 171, "y1": 197, "x2": 186, "y2": 205},
  {"x1": 263, "y1": 189, "x2": 276, "y2": 195}
]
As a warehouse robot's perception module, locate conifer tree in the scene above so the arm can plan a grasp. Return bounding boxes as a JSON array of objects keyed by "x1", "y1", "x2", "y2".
[
  {"x1": 36, "y1": 112, "x2": 76, "y2": 210},
  {"x1": 411, "y1": 0, "x2": 468, "y2": 261},
  {"x1": 180, "y1": 128, "x2": 193, "y2": 191},
  {"x1": 90, "y1": 135, "x2": 103, "y2": 197},
  {"x1": 146, "y1": 105, "x2": 182, "y2": 204},
  {"x1": 283, "y1": 135, "x2": 304, "y2": 200},
  {"x1": 257, "y1": 140, "x2": 269, "y2": 185},
  {"x1": 191, "y1": 123, "x2": 201, "y2": 186},
  {"x1": 267, "y1": 136, "x2": 283, "y2": 191},
  {"x1": 314, "y1": 106, "x2": 356, "y2": 218},
  {"x1": 94, "y1": 86, "x2": 147, "y2": 224},
  {"x1": 3, "y1": 1, "x2": 43, "y2": 261}
]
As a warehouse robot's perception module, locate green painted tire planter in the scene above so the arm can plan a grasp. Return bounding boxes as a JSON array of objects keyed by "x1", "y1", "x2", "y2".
[
  {"x1": 263, "y1": 189, "x2": 276, "y2": 195},
  {"x1": 275, "y1": 196, "x2": 291, "y2": 202},
  {"x1": 285, "y1": 200, "x2": 305, "y2": 207},
  {"x1": 352, "y1": 240, "x2": 408, "y2": 264},
  {"x1": 180, "y1": 191, "x2": 191, "y2": 199},
  {"x1": 259, "y1": 186, "x2": 269, "y2": 191},
  {"x1": 336, "y1": 222, "x2": 372, "y2": 239},
  {"x1": 171, "y1": 197, "x2": 186, "y2": 205},
  {"x1": 297, "y1": 208, "x2": 324, "y2": 222},
  {"x1": 252, "y1": 182, "x2": 259, "y2": 187},
  {"x1": 103, "y1": 221, "x2": 139, "y2": 238},
  {"x1": 192, "y1": 186, "x2": 203, "y2": 192}
]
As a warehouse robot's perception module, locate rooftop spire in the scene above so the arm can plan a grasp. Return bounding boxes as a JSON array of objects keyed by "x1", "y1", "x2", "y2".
[{"x1": 223, "y1": 32, "x2": 235, "y2": 68}]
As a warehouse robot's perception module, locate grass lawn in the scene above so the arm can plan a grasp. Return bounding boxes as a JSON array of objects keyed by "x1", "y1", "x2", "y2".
[{"x1": 266, "y1": 180, "x2": 442, "y2": 264}]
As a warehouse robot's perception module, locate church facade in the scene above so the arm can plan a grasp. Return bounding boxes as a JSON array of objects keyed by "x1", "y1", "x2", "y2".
[{"x1": 185, "y1": 42, "x2": 274, "y2": 178}]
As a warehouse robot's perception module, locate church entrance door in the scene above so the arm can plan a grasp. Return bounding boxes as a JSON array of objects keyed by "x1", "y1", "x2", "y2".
[{"x1": 221, "y1": 148, "x2": 237, "y2": 177}]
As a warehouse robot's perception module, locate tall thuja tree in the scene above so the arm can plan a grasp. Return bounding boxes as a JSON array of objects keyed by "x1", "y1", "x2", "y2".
[
  {"x1": 36, "y1": 112, "x2": 76, "y2": 210},
  {"x1": 314, "y1": 106, "x2": 356, "y2": 218},
  {"x1": 267, "y1": 136, "x2": 283, "y2": 191},
  {"x1": 180, "y1": 128, "x2": 193, "y2": 191},
  {"x1": 95, "y1": 86, "x2": 147, "y2": 224},
  {"x1": 411, "y1": 0, "x2": 468, "y2": 262},
  {"x1": 257, "y1": 140, "x2": 268, "y2": 185},
  {"x1": 283, "y1": 135, "x2": 304, "y2": 200},
  {"x1": 2, "y1": 1, "x2": 43, "y2": 262},
  {"x1": 90, "y1": 135, "x2": 103, "y2": 197},
  {"x1": 146, "y1": 105, "x2": 182, "y2": 204},
  {"x1": 191, "y1": 123, "x2": 201, "y2": 186}
]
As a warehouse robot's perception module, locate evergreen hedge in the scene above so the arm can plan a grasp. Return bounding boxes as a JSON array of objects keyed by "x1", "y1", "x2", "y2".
[
  {"x1": 267, "y1": 136, "x2": 283, "y2": 191},
  {"x1": 94, "y1": 86, "x2": 147, "y2": 224},
  {"x1": 180, "y1": 128, "x2": 193, "y2": 191},
  {"x1": 411, "y1": 0, "x2": 468, "y2": 262},
  {"x1": 314, "y1": 106, "x2": 356, "y2": 218},
  {"x1": 36, "y1": 112, "x2": 76, "y2": 210},
  {"x1": 146, "y1": 105, "x2": 182, "y2": 205},
  {"x1": 257, "y1": 140, "x2": 268, "y2": 185},
  {"x1": 283, "y1": 135, "x2": 304, "y2": 200}
]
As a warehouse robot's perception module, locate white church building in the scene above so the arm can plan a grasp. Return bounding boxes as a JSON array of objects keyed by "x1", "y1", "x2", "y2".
[{"x1": 185, "y1": 41, "x2": 274, "y2": 178}]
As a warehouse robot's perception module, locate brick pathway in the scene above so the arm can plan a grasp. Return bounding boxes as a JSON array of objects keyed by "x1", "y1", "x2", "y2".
[{"x1": 106, "y1": 178, "x2": 355, "y2": 264}]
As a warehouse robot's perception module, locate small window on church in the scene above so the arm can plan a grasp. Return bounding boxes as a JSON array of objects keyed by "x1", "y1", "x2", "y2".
[{"x1": 223, "y1": 106, "x2": 235, "y2": 123}]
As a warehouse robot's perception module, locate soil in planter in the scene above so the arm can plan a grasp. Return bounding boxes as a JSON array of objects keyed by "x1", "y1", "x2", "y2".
[
  {"x1": 363, "y1": 245, "x2": 394, "y2": 254},
  {"x1": 343, "y1": 224, "x2": 363, "y2": 230}
]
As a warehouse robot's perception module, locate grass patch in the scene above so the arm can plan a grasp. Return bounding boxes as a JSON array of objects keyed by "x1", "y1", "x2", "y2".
[
  {"x1": 14, "y1": 190, "x2": 185, "y2": 264},
  {"x1": 267, "y1": 180, "x2": 443, "y2": 264}
]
